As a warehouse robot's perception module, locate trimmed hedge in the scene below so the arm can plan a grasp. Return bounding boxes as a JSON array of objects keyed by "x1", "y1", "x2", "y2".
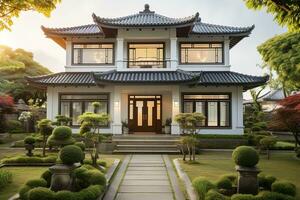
[
  {"x1": 232, "y1": 146, "x2": 259, "y2": 167},
  {"x1": 271, "y1": 181, "x2": 296, "y2": 196},
  {"x1": 216, "y1": 177, "x2": 232, "y2": 190},
  {"x1": 258, "y1": 191, "x2": 295, "y2": 200},
  {"x1": 19, "y1": 185, "x2": 31, "y2": 200},
  {"x1": 205, "y1": 190, "x2": 228, "y2": 200},
  {"x1": 52, "y1": 126, "x2": 72, "y2": 140},
  {"x1": 55, "y1": 190, "x2": 75, "y2": 200},
  {"x1": 220, "y1": 174, "x2": 237, "y2": 185},
  {"x1": 258, "y1": 174, "x2": 276, "y2": 190},
  {"x1": 59, "y1": 145, "x2": 84, "y2": 165},
  {"x1": 28, "y1": 187, "x2": 54, "y2": 200},
  {"x1": 0, "y1": 169, "x2": 12, "y2": 189},
  {"x1": 231, "y1": 194, "x2": 256, "y2": 200},
  {"x1": 192, "y1": 177, "x2": 216, "y2": 200},
  {"x1": 41, "y1": 169, "x2": 52, "y2": 187},
  {"x1": 24, "y1": 136, "x2": 36, "y2": 145},
  {"x1": 1, "y1": 155, "x2": 57, "y2": 164},
  {"x1": 26, "y1": 179, "x2": 47, "y2": 188},
  {"x1": 77, "y1": 185, "x2": 104, "y2": 200}
]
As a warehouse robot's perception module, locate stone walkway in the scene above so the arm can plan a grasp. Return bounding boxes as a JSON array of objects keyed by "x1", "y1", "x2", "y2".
[{"x1": 114, "y1": 154, "x2": 184, "y2": 200}]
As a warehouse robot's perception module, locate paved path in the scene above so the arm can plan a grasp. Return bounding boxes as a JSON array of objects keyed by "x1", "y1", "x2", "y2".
[{"x1": 114, "y1": 154, "x2": 184, "y2": 200}]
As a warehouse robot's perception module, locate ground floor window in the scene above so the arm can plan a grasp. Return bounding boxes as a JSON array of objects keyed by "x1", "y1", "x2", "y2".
[
  {"x1": 182, "y1": 93, "x2": 231, "y2": 128},
  {"x1": 59, "y1": 94, "x2": 109, "y2": 126}
]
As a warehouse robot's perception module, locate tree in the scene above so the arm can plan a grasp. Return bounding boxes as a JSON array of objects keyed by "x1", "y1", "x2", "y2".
[
  {"x1": 243, "y1": 0, "x2": 300, "y2": 32},
  {"x1": 0, "y1": 45, "x2": 51, "y2": 105},
  {"x1": 268, "y1": 94, "x2": 300, "y2": 149},
  {"x1": 0, "y1": 0, "x2": 61, "y2": 31},
  {"x1": 78, "y1": 103, "x2": 110, "y2": 167},
  {"x1": 0, "y1": 94, "x2": 14, "y2": 132},
  {"x1": 259, "y1": 136, "x2": 277, "y2": 159},
  {"x1": 37, "y1": 119, "x2": 53, "y2": 157},
  {"x1": 257, "y1": 32, "x2": 300, "y2": 96}
]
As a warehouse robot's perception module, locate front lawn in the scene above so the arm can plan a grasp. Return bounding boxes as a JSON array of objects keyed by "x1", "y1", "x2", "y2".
[{"x1": 171, "y1": 151, "x2": 300, "y2": 199}]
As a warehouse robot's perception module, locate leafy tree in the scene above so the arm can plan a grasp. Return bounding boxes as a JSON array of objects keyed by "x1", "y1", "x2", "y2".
[
  {"x1": 244, "y1": 0, "x2": 300, "y2": 32},
  {"x1": 259, "y1": 136, "x2": 277, "y2": 159},
  {"x1": 37, "y1": 119, "x2": 53, "y2": 157},
  {"x1": 0, "y1": 0, "x2": 61, "y2": 31},
  {"x1": 0, "y1": 94, "x2": 14, "y2": 132},
  {"x1": 268, "y1": 94, "x2": 300, "y2": 149},
  {"x1": 0, "y1": 45, "x2": 51, "y2": 105},
  {"x1": 52, "y1": 115, "x2": 71, "y2": 126},
  {"x1": 78, "y1": 102, "x2": 110, "y2": 167},
  {"x1": 257, "y1": 33, "x2": 300, "y2": 96}
]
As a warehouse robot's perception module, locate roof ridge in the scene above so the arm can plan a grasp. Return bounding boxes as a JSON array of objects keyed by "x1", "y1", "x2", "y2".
[
  {"x1": 196, "y1": 22, "x2": 255, "y2": 30},
  {"x1": 41, "y1": 24, "x2": 96, "y2": 31}
]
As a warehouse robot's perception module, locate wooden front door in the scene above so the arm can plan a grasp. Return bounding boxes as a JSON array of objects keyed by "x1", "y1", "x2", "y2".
[{"x1": 128, "y1": 95, "x2": 162, "y2": 133}]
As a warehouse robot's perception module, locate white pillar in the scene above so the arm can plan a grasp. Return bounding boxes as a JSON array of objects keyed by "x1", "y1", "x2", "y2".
[
  {"x1": 116, "y1": 38, "x2": 124, "y2": 70},
  {"x1": 65, "y1": 40, "x2": 72, "y2": 67},
  {"x1": 171, "y1": 86, "x2": 180, "y2": 134},
  {"x1": 112, "y1": 87, "x2": 122, "y2": 134},
  {"x1": 236, "y1": 86, "x2": 244, "y2": 131},
  {"x1": 224, "y1": 39, "x2": 230, "y2": 66},
  {"x1": 170, "y1": 37, "x2": 178, "y2": 69}
]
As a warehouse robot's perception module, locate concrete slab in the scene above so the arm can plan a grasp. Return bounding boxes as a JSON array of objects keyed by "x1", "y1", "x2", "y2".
[
  {"x1": 124, "y1": 174, "x2": 168, "y2": 180},
  {"x1": 125, "y1": 170, "x2": 167, "y2": 175},
  {"x1": 129, "y1": 163, "x2": 165, "y2": 167},
  {"x1": 122, "y1": 180, "x2": 170, "y2": 186},
  {"x1": 115, "y1": 193, "x2": 173, "y2": 200},
  {"x1": 118, "y1": 185, "x2": 172, "y2": 193},
  {"x1": 127, "y1": 167, "x2": 166, "y2": 171}
]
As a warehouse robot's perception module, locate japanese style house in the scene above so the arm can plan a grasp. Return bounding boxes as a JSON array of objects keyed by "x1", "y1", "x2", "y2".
[{"x1": 27, "y1": 4, "x2": 268, "y2": 135}]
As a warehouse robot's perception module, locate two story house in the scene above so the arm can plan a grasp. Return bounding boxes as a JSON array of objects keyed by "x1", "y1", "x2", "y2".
[{"x1": 28, "y1": 4, "x2": 268, "y2": 135}]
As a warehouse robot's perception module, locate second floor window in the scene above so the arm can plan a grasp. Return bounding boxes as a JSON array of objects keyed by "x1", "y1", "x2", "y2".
[
  {"x1": 128, "y1": 43, "x2": 164, "y2": 68},
  {"x1": 180, "y1": 43, "x2": 223, "y2": 64},
  {"x1": 73, "y1": 43, "x2": 114, "y2": 65}
]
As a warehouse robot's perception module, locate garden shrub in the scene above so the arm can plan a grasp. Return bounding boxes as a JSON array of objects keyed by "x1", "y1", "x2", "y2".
[
  {"x1": 55, "y1": 190, "x2": 75, "y2": 200},
  {"x1": 78, "y1": 185, "x2": 104, "y2": 200},
  {"x1": 0, "y1": 169, "x2": 12, "y2": 189},
  {"x1": 258, "y1": 174, "x2": 276, "y2": 190},
  {"x1": 216, "y1": 177, "x2": 232, "y2": 190},
  {"x1": 59, "y1": 145, "x2": 84, "y2": 165},
  {"x1": 41, "y1": 169, "x2": 52, "y2": 187},
  {"x1": 271, "y1": 181, "x2": 296, "y2": 196},
  {"x1": 24, "y1": 136, "x2": 36, "y2": 145},
  {"x1": 6, "y1": 120, "x2": 24, "y2": 133},
  {"x1": 220, "y1": 174, "x2": 237, "y2": 185},
  {"x1": 26, "y1": 178, "x2": 47, "y2": 188},
  {"x1": 232, "y1": 146, "x2": 259, "y2": 167},
  {"x1": 231, "y1": 194, "x2": 256, "y2": 200},
  {"x1": 19, "y1": 185, "x2": 31, "y2": 200},
  {"x1": 258, "y1": 191, "x2": 295, "y2": 200},
  {"x1": 87, "y1": 170, "x2": 106, "y2": 185},
  {"x1": 27, "y1": 187, "x2": 54, "y2": 200},
  {"x1": 1, "y1": 155, "x2": 57, "y2": 164},
  {"x1": 83, "y1": 159, "x2": 107, "y2": 167},
  {"x1": 205, "y1": 190, "x2": 228, "y2": 200},
  {"x1": 52, "y1": 126, "x2": 72, "y2": 139},
  {"x1": 75, "y1": 142, "x2": 86, "y2": 151},
  {"x1": 192, "y1": 177, "x2": 216, "y2": 200}
]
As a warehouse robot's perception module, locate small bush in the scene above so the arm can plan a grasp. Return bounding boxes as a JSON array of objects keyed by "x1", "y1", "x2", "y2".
[
  {"x1": 24, "y1": 136, "x2": 36, "y2": 145},
  {"x1": 28, "y1": 187, "x2": 54, "y2": 200},
  {"x1": 192, "y1": 177, "x2": 216, "y2": 200},
  {"x1": 6, "y1": 120, "x2": 23, "y2": 133},
  {"x1": 231, "y1": 194, "x2": 256, "y2": 200},
  {"x1": 216, "y1": 177, "x2": 232, "y2": 190},
  {"x1": 271, "y1": 181, "x2": 296, "y2": 196},
  {"x1": 78, "y1": 185, "x2": 103, "y2": 200},
  {"x1": 258, "y1": 174, "x2": 276, "y2": 190},
  {"x1": 220, "y1": 174, "x2": 237, "y2": 185},
  {"x1": 258, "y1": 191, "x2": 295, "y2": 200},
  {"x1": 97, "y1": 160, "x2": 107, "y2": 167},
  {"x1": 41, "y1": 169, "x2": 52, "y2": 187},
  {"x1": 52, "y1": 126, "x2": 72, "y2": 140},
  {"x1": 75, "y1": 142, "x2": 86, "y2": 151},
  {"x1": 55, "y1": 190, "x2": 75, "y2": 200},
  {"x1": 232, "y1": 146, "x2": 259, "y2": 167},
  {"x1": 60, "y1": 145, "x2": 84, "y2": 165},
  {"x1": 1, "y1": 155, "x2": 57, "y2": 164},
  {"x1": 0, "y1": 169, "x2": 12, "y2": 188},
  {"x1": 87, "y1": 170, "x2": 106, "y2": 186},
  {"x1": 205, "y1": 190, "x2": 228, "y2": 200},
  {"x1": 47, "y1": 135, "x2": 75, "y2": 147},
  {"x1": 26, "y1": 178, "x2": 47, "y2": 188},
  {"x1": 19, "y1": 185, "x2": 31, "y2": 200}
]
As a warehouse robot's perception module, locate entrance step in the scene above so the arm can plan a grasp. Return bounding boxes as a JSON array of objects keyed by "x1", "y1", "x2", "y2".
[{"x1": 113, "y1": 135, "x2": 181, "y2": 153}]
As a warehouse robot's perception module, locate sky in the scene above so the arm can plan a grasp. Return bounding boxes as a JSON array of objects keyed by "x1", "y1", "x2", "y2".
[{"x1": 0, "y1": 0, "x2": 286, "y2": 97}]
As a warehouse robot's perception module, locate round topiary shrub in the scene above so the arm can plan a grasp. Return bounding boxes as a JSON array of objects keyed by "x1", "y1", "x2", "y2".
[
  {"x1": 59, "y1": 145, "x2": 84, "y2": 165},
  {"x1": 78, "y1": 185, "x2": 103, "y2": 200},
  {"x1": 205, "y1": 190, "x2": 227, "y2": 200},
  {"x1": 232, "y1": 146, "x2": 259, "y2": 167},
  {"x1": 258, "y1": 174, "x2": 276, "y2": 190},
  {"x1": 19, "y1": 185, "x2": 31, "y2": 200},
  {"x1": 41, "y1": 169, "x2": 52, "y2": 187},
  {"x1": 231, "y1": 194, "x2": 256, "y2": 200},
  {"x1": 26, "y1": 178, "x2": 47, "y2": 188},
  {"x1": 192, "y1": 177, "x2": 216, "y2": 200},
  {"x1": 75, "y1": 142, "x2": 86, "y2": 151},
  {"x1": 52, "y1": 126, "x2": 72, "y2": 140},
  {"x1": 87, "y1": 170, "x2": 106, "y2": 186},
  {"x1": 271, "y1": 181, "x2": 296, "y2": 196},
  {"x1": 24, "y1": 136, "x2": 36, "y2": 145},
  {"x1": 258, "y1": 191, "x2": 295, "y2": 200},
  {"x1": 216, "y1": 177, "x2": 232, "y2": 190},
  {"x1": 28, "y1": 187, "x2": 54, "y2": 200},
  {"x1": 55, "y1": 190, "x2": 75, "y2": 200}
]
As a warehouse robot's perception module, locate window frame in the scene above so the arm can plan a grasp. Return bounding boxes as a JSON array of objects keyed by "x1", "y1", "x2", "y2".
[
  {"x1": 58, "y1": 93, "x2": 110, "y2": 128},
  {"x1": 71, "y1": 42, "x2": 115, "y2": 66},
  {"x1": 181, "y1": 93, "x2": 231, "y2": 128},
  {"x1": 127, "y1": 42, "x2": 166, "y2": 68},
  {"x1": 179, "y1": 42, "x2": 224, "y2": 65}
]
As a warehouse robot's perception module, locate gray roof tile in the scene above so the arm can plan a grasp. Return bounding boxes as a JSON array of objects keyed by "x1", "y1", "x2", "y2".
[{"x1": 41, "y1": 24, "x2": 102, "y2": 36}]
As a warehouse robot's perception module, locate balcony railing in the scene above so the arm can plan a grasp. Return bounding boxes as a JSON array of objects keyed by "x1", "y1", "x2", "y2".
[{"x1": 127, "y1": 60, "x2": 169, "y2": 68}]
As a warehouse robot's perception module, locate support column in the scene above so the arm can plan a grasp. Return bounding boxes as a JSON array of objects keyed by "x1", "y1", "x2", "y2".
[
  {"x1": 171, "y1": 86, "x2": 180, "y2": 135},
  {"x1": 170, "y1": 37, "x2": 178, "y2": 69},
  {"x1": 236, "y1": 86, "x2": 244, "y2": 133},
  {"x1": 224, "y1": 39, "x2": 230, "y2": 66},
  {"x1": 116, "y1": 38, "x2": 124, "y2": 70},
  {"x1": 112, "y1": 87, "x2": 122, "y2": 134}
]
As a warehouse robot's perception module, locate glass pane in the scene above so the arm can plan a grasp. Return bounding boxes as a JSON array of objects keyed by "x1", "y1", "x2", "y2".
[
  {"x1": 72, "y1": 102, "x2": 82, "y2": 125},
  {"x1": 147, "y1": 101, "x2": 154, "y2": 126},
  {"x1": 184, "y1": 94, "x2": 229, "y2": 100},
  {"x1": 208, "y1": 102, "x2": 218, "y2": 126},
  {"x1": 136, "y1": 101, "x2": 143, "y2": 126},
  {"x1": 129, "y1": 101, "x2": 133, "y2": 120},
  {"x1": 157, "y1": 100, "x2": 161, "y2": 120},
  {"x1": 85, "y1": 102, "x2": 94, "y2": 113},
  {"x1": 220, "y1": 102, "x2": 230, "y2": 126},
  {"x1": 60, "y1": 102, "x2": 70, "y2": 117},
  {"x1": 183, "y1": 102, "x2": 193, "y2": 113},
  {"x1": 61, "y1": 94, "x2": 108, "y2": 100},
  {"x1": 195, "y1": 102, "x2": 206, "y2": 126}
]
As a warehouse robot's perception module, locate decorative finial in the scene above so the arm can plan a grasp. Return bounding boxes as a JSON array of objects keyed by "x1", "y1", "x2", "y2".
[{"x1": 144, "y1": 4, "x2": 150, "y2": 11}]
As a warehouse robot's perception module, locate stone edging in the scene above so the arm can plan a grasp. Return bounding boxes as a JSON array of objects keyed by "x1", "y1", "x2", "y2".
[
  {"x1": 8, "y1": 159, "x2": 121, "y2": 200},
  {"x1": 173, "y1": 158, "x2": 198, "y2": 200},
  {"x1": 1, "y1": 163, "x2": 55, "y2": 167}
]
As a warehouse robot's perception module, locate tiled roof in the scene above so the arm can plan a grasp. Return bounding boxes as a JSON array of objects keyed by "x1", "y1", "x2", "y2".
[
  {"x1": 41, "y1": 24, "x2": 102, "y2": 36},
  {"x1": 192, "y1": 22, "x2": 254, "y2": 35},
  {"x1": 27, "y1": 70, "x2": 268, "y2": 90}
]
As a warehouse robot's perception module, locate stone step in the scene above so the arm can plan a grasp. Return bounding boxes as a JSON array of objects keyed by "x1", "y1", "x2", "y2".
[
  {"x1": 117, "y1": 144, "x2": 178, "y2": 148},
  {"x1": 113, "y1": 149, "x2": 180, "y2": 153}
]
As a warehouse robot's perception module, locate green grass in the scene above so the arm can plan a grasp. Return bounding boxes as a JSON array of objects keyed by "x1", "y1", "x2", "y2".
[
  {"x1": 171, "y1": 151, "x2": 300, "y2": 199},
  {"x1": 0, "y1": 167, "x2": 47, "y2": 200}
]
